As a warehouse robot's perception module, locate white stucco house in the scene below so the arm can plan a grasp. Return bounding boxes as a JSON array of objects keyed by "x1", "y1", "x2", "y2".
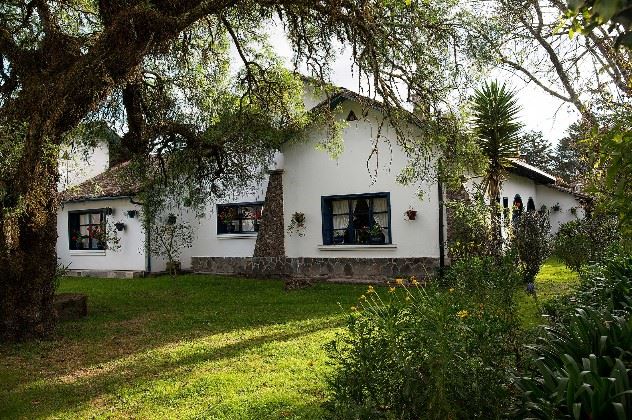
[{"x1": 56, "y1": 83, "x2": 588, "y2": 280}]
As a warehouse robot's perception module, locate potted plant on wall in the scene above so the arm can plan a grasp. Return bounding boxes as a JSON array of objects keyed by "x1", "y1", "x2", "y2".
[
  {"x1": 369, "y1": 223, "x2": 385, "y2": 244},
  {"x1": 551, "y1": 203, "x2": 561, "y2": 212},
  {"x1": 405, "y1": 208, "x2": 417, "y2": 220},
  {"x1": 288, "y1": 212, "x2": 306, "y2": 237}
]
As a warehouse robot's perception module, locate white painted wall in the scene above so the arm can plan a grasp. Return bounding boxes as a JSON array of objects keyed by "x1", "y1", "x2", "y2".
[
  {"x1": 282, "y1": 102, "x2": 441, "y2": 259},
  {"x1": 464, "y1": 171, "x2": 585, "y2": 236},
  {"x1": 58, "y1": 141, "x2": 110, "y2": 191},
  {"x1": 56, "y1": 198, "x2": 146, "y2": 271},
  {"x1": 536, "y1": 184, "x2": 585, "y2": 234},
  {"x1": 156, "y1": 181, "x2": 269, "y2": 271}
]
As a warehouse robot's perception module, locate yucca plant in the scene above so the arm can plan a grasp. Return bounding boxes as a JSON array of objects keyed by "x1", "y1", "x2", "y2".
[{"x1": 471, "y1": 81, "x2": 523, "y2": 246}]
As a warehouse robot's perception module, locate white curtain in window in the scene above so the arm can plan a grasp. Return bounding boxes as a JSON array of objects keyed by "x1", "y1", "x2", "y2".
[
  {"x1": 332, "y1": 200, "x2": 349, "y2": 230},
  {"x1": 373, "y1": 197, "x2": 388, "y2": 228}
]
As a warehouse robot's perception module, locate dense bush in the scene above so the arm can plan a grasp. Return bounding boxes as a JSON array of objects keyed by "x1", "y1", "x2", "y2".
[
  {"x1": 327, "y1": 257, "x2": 522, "y2": 419},
  {"x1": 543, "y1": 250, "x2": 632, "y2": 320},
  {"x1": 554, "y1": 216, "x2": 620, "y2": 272},
  {"x1": 517, "y1": 250, "x2": 632, "y2": 419},
  {"x1": 511, "y1": 211, "x2": 551, "y2": 284},
  {"x1": 445, "y1": 193, "x2": 499, "y2": 261}
]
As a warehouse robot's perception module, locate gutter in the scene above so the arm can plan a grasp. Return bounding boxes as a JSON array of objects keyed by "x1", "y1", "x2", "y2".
[{"x1": 61, "y1": 195, "x2": 134, "y2": 204}]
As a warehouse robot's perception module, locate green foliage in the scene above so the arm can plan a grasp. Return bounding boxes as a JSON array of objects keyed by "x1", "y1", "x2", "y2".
[
  {"x1": 148, "y1": 217, "x2": 194, "y2": 275},
  {"x1": 511, "y1": 211, "x2": 552, "y2": 283},
  {"x1": 471, "y1": 80, "x2": 523, "y2": 202},
  {"x1": 517, "y1": 249, "x2": 632, "y2": 419},
  {"x1": 554, "y1": 216, "x2": 621, "y2": 272},
  {"x1": 566, "y1": 0, "x2": 632, "y2": 47},
  {"x1": 445, "y1": 192, "x2": 498, "y2": 261},
  {"x1": 553, "y1": 122, "x2": 591, "y2": 185},
  {"x1": 327, "y1": 257, "x2": 521, "y2": 419},
  {"x1": 520, "y1": 130, "x2": 555, "y2": 171}
]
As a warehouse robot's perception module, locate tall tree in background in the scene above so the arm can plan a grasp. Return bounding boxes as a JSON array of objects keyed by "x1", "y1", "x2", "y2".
[
  {"x1": 0, "y1": 1, "x2": 471, "y2": 340},
  {"x1": 553, "y1": 122, "x2": 590, "y2": 184},
  {"x1": 519, "y1": 130, "x2": 554, "y2": 171},
  {"x1": 471, "y1": 81, "x2": 523, "y2": 245}
]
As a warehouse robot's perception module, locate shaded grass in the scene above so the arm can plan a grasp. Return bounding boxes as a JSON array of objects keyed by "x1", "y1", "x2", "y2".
[
  {"x1": 0, "y1": 275, "x2": 368, "y2": 419},
  {"x1": 515, "y1": 258, "x2": 580, "y2": 329}
]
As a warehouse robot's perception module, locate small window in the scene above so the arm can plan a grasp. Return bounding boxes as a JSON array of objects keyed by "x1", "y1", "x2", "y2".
[
  {"x1": 68, "y1": 210, "x2": 106, "y2": 250},
  {"x1": 322, "y1": 193, "x2": 391, "y2": 245},
  {"x1": 217, "y1": 202, "x2": 263, "y2": 234}
]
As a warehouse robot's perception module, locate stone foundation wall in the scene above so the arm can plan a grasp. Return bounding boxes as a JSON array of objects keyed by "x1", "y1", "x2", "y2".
[{"x1": 192, "y1": 256, "x2": 439, "y2": 281}]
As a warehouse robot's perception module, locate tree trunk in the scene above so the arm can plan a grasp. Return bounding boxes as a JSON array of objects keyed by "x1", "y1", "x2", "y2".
[{"x1": 0, "y1": 136, "x2": 59, "y2": 341}]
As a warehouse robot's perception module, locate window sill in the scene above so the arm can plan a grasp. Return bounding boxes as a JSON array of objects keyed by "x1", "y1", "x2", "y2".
[
  {"x1": 70, "y1": 250, "x2": 106, "y2": 256},
  {"x1": 318, "y1": 244, "x2": 397, "y2": 251},
  {"x1": 217, "y1": 233, "x2": 258, "y2": 239}
]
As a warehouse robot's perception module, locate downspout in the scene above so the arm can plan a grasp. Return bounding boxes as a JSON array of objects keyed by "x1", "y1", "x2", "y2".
[
  {"x1": 438, "y1": 176, "x2": 445, "y2": 271},
  {"x1": 146, "y1": 218, "x2": 152, "y2": 273}
]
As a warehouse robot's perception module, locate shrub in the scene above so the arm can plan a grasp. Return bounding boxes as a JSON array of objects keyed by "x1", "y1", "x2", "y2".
[
  {"x1": 517, "y1": 250, "x2": 632, "y2": 419},
  {"x1": 554, "y1": 216, "x2": 620, "y2": 272},
  {"x1": 445, "y1": 193, "x2": 499, "y2": 261},
  {"x1": 327, "y1": 257, "x2": 522, "y2": 419},
  {"x1": 542, "y1": 250, "x2": 632, "y2": 320},
  {"x1": 516, "y1": 308, "x2": 632, "y2": 419},
  {"x1": 511, "y1": 211, "x2": 551, "y2": 284}
]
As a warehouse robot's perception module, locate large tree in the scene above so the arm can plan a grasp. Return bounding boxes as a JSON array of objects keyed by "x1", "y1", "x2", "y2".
[
  {"x1": 0, "y1": 1, "x2": 470, "y2": 340},
  {"x1": 519, "y1": 130, "x2": 554, "y2": 171}
]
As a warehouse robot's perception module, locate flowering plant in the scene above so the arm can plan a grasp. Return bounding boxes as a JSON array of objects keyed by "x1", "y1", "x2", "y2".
[
  {"x1": 219, "y1": 207, "x2": 237, "y2": 225},
  {"x1": 288, "y1": 212, "x2": 306, "y2": 236}
]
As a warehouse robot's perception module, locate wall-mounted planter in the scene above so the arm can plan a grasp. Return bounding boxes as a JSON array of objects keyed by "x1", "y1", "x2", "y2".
[
  {"x1": 405, "y1": 209, "x2": 417, "y2": 220},
  {"x1": 114, "y1": 222, "x2": 126, "y2": 232},
  {"x1": 127, "y1": 210, "x2": 138, "y2": 218}
]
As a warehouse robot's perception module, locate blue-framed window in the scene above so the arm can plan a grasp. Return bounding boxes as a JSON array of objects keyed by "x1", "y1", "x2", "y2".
[
  {"x1": 217, "y1": 202, "x2": 263, "y2": 234},
  {"x1": 321, "y1": 193, "x2": 392, "y2": 245},
  {"x1": 68, "y1": 209, "x2": 106, "y2": 250}
]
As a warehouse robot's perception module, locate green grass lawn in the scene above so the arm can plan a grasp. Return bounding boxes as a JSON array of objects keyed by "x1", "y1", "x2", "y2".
[
  {"x1": 515, "y1": 258, "x2": 580, "y2": 329},
  {"x1": 0, "y1": 262, "x2": 579, "y2": 419},
  {"x1": 0, "y1": 276, "x2": 367, "y2": 419}
]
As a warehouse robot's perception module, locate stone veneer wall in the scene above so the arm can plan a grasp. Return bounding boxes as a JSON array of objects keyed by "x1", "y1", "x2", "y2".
[
  {"x1": 192, "y1": 256, "x2": 439, "y2": 281},
  {"x1": 253, "y1": 170, "x2": 285, "y2": 257}
]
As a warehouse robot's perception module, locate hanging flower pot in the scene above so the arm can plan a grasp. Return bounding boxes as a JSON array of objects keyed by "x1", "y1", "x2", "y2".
[
  {"x1": 166, "y1": 213, "x2": 177, "y2": 225},
  {"x1": 114, "y1": 222, "x2": 126, "y2": 232},
  {"x1": 405, "y1": 209, "x2": 417, "y2": 220}
]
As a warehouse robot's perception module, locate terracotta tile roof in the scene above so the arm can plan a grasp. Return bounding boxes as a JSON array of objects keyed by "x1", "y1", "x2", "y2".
[{"x1": 60, "y1": 161, "x2": 142, "y2": 202}]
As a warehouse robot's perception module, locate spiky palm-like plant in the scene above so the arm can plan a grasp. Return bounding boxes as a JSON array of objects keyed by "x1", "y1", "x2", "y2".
[{"x1": 471, "y1": 81, "x2": 523, "y2": 246}]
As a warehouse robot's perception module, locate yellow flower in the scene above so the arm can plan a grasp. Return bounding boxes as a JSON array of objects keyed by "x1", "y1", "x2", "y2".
[
  {"x1": 395, "y1": 278, "x2": 404, "y2": 285},
  {"x1": 389, "y1": 287, "x2": 396, "y2": 293},
  {"x1": 405, "y1": 296, "x2": 411, "y2": 301},
  {"x1": 449, "y1": 288, "x2": 455, "y2": 293},
  {"x1": 411, "y1": 278, "x2": 419, "y2": 286},
  {"x1": 367, "y1": 285, "x2": 375, "y2": 293},
  {"x1": 360, "y1": 294, "x2": 367, "y2": 300},
  {"x1": 457, "y1": 310, "x2": 469, "y2": 319},
  {"x1": 351, "y1": 306, "x2": 358, "y2": 311}
]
